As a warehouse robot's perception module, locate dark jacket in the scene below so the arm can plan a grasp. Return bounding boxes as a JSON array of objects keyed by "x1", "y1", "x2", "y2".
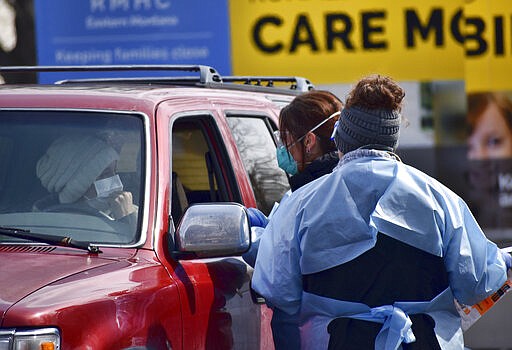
[
  {"x1": 303, "y1": 233, "x2": 447, "y2": 349},
  {"x1": 290, "y1": 151, "x2": 339, "y2": 192}
]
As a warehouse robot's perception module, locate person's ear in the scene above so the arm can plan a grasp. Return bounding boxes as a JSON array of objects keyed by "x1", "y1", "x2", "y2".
[{"x1": 304, "y1": 132, "x2": 316, "y2": 153}]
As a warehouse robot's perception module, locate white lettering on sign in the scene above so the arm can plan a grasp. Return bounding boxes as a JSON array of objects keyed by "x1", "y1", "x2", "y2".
[
  {"x1": 85, "y1": 15, "x2": 129, "y2": 29},
  {"x1": 133, "y1": 0, "x2": 153, "y2": 10},
  {"x1": 129, "y1": 14, "x2": 178, "y2": 26},
  {"x1": 499, "y1": 193, "x2": 512, "y2": 208},
  {"x1": 90, "y1": 0, "x2": 171, "y2": 12},
  {"x1": 55, "y1": 49, "x2": 113, "y2": 64},
  {"x1": 85, "y1": 15, "x2": 178, "y2": 29},
  {"x1": 110, "y1": 0, "x2": 130, "y2": 11},
  {"x1": 499, "y1": 173, "x2": 512, "y2": 191},
  {"x1": 114, "y1": 46, "x2": 169, "y2": 61},
  {"x1": 90, "y1": 0, "x2": 106, "y2": 11},
  {"x1": 170, "y1": 46, "x2": 209, "y2": 60},
  {"x1": 499, "y1": 172, "x2": 512, "y2": 208}
]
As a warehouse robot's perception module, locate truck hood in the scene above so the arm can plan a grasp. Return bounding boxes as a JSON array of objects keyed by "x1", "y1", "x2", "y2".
[{"x1": 0, "y1": 245, "x2": 133, "y2": 319}]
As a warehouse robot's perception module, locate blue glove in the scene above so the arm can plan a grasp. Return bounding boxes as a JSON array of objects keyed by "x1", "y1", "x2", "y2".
[
  {"x1": 242, "y1": 239, "x2": 260, "y2": 267},
  {"x1": 500, "y1": 249, "x2": 512, "y2": 270},
  {"x1": 247, "y1": 207, "x2": 269, "y2": 228}
]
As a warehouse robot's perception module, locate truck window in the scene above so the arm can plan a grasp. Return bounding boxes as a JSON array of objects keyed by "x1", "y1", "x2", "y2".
[
  {"x1": 171, "y1": 116, "x2": 241, "y2": 222},
  {"x1": 0, "y1": 110, "x2": 144, "y2": 245},
  {"x1": 226, "y1": 115, "x2": 290, "y2": 215}
]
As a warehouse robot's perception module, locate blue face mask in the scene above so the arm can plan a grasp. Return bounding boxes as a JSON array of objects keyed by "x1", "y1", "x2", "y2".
[
  {"x1": 274, "y1": 110, "x2": 340, "y2": 176},
  {"x1": 276, "y1": 145, "x2": 298, "y2": 175}
]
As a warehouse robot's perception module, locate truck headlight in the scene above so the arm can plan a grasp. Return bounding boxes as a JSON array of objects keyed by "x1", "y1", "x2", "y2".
[{"x1": 0, "y1": 328, "x2": 60, "y2": 350}]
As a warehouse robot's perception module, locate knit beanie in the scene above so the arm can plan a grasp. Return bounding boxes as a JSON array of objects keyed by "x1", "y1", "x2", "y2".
[
  {"x1": 36, "y1": 135, "x2": 119, "y2": 203},
  {"x1": 333, "y1": 106, "x2": 401, "y2": 154}
]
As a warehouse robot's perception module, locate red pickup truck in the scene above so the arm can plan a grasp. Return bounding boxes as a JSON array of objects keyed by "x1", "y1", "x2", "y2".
[{"x1": 0, "y1": 65, "x2": 313, "y2": 349}]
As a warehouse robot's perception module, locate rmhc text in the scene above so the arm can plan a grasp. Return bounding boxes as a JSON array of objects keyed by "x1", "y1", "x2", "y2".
[{"x1": 90, "y1": 0, "x2": 171, "y2": 12}]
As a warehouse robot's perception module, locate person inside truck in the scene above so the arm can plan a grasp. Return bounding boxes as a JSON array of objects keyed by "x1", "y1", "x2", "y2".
[
  {"x1": 33, "y1": 134, "x2": 138, "y2": 229},
  {"x1": 245, "y1": 89, "x2": 343, "y2": 350},
  {"x1": 251, "y1": 74, "x2": 512, "y2": 350}
]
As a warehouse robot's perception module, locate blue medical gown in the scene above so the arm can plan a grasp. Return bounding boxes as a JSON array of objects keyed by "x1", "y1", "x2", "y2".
[{"x1": 252, "y1": 149, "x2": 508, "y2": 350}]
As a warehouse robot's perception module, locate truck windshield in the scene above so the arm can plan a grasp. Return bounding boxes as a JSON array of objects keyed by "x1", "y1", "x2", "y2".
[{"x1": 0, "y1": 110, "x2": 145, "y2": 245}]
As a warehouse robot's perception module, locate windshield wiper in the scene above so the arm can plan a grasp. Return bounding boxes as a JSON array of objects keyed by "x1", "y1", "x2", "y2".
[{"x1": 0, "y1": 226, "x2": 102, "y2": 253}]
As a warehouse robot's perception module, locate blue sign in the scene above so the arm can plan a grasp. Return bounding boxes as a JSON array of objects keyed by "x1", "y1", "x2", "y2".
[{"x1": 34, "y1": 0, "x2": 231, "y2": 83}]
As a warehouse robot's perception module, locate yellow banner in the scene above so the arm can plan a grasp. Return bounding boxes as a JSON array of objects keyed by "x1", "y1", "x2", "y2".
[
  {"x1": 229, "y1": 0, "x2": 465, "y2": 83},
  {"x1": 464, "y1": 0, "x2": 512, "y2": 93}
]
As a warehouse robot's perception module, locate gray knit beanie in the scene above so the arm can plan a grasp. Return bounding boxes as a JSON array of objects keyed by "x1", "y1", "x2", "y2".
[
  {"x1": 333, "y1": 106, "x2": 401, "y2": 154},
  {"x1": 36, "y1": 135, "x2": 119, "y2": 203}
]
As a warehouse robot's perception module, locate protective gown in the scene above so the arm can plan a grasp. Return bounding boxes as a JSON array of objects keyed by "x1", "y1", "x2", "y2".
[{"x1": 252, "y1": 149, "x2": 508, "y2": 350}]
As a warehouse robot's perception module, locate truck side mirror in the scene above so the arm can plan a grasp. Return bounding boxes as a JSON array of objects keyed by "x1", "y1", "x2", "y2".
[{"x1": 170, "y1": 202, "x2": 251, "y2": 260}]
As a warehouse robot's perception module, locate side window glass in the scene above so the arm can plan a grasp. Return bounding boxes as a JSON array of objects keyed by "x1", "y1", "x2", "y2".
[
  {"x1": 227, "y1": 116, "x2": 289, "y2": 215},
  {"x1": 171, "y1": 117, "x2": 235, "y2": 222}
]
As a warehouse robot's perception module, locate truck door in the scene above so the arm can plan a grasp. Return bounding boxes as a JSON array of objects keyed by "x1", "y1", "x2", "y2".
[{"x1": 169, "y1": 112, "x2": 274, "y2": 349}]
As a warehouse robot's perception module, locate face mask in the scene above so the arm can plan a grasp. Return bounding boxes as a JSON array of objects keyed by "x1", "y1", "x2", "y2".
[
  {"x1": 276, "y1": 145, "x2": 298, "y2": 175},
  {"x1": 94, "y1": 174, "x2": 123, "y2": 198},
  {"x1": 275, "y1": 111, "x2": 340, "y2": 175}
]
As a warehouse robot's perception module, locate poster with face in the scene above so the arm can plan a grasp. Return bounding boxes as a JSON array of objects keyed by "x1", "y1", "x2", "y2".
[{"x1": 464, "y1": 92, "x2": 512, "y2": 232}]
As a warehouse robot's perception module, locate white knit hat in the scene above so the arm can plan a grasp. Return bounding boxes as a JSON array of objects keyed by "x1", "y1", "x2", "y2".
[{"x1": 36, "y1": 135, "x2": 120, "y2": 203}]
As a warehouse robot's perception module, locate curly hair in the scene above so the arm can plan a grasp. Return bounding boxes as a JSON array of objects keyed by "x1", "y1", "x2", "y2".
[{"x1": 345, "y1": 75, "x2": 405, "y2": 112}]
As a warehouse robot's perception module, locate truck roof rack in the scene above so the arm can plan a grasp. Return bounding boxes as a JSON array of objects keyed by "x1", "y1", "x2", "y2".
[
  {"x1": 0, "y1": 64, "x2": 222, "y2": 84},
  {"x1": 222, "y1": 76, "x2": 314, "y2": 92},
  {"x1": 0, "y1": 65, "x2": 315, "y2": 93}
]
